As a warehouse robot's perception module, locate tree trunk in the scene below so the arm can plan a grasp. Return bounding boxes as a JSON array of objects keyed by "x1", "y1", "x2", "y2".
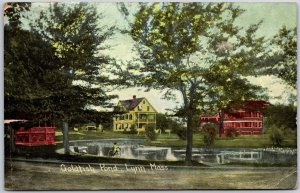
[
  {"x1": 219, "y1": 110, "x2": 225, "y2": 137},
  {"x1": 63, "y1": 121, "x2": 70, "y2": 155},
  {"x1": 10, "y1": 126, "x2": 15, "y2": 153},
  {"x1": 185, "y1": 112, "x2": 193, "y2": 165}
]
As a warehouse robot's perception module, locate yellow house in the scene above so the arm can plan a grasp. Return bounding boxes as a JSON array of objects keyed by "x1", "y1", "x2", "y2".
[{"x1": 113, "y1": 95, "x2": 157, "y2": 133}]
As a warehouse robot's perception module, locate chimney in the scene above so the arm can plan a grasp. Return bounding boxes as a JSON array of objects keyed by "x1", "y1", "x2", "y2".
[{"x1": 133, "y1": 95, "x2": 136, "y2": 99}]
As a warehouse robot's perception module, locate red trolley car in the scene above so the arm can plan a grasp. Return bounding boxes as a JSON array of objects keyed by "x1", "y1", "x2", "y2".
[{"x1": 5, "y1": 120, "x2": 56, "y2": 147}]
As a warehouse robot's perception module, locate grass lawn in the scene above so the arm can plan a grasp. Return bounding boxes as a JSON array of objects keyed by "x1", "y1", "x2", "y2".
[
  {"x1": 55, "y1": 130, "x2": 296, "y2": 148},
  {"x1": 144, "y1": 133, "x2": 296, "y2": 148}
]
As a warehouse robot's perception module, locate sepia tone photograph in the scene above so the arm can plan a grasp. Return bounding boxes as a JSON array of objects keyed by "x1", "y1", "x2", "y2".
[{"x1": 3, "y1": 1, "x2": 297, "y2": 190}]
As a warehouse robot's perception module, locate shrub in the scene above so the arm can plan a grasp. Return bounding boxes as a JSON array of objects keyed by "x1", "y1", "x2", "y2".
[
  {"x1": 269, "y1": 126, "x2": 284, "y2": 147},
  {"x1": 172, "y1": 125, "x2": 187, "y2": 140},
  {"x1": 202, "y1": 123, "x2": 218, "y2": 147},
  {"x1": 145, "y1": 124, "x2": 158, "y2": 141},
  {"x1": 226, "y1": 127, "x2": 238, "y2": 138},
  {"x1": 123, "y1": 125, "x2": 138, "y2": 134},
  {"x1": 176, "y1": 127, "x2": 187, "y2": 140}
]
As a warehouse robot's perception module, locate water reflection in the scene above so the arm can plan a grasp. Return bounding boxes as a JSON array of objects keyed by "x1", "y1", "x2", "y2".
[{"x1": 58, "y1": 139, "x2": 297, "y2": 165}]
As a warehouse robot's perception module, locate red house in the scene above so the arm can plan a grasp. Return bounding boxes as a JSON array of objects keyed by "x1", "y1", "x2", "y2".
[{"x1": 200, "y1": 101, "x2": 270, "y2": 137}]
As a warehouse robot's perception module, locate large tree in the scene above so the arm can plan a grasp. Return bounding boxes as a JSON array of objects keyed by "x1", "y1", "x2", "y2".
[
  {"x1": 31, "y1": 3, "x2": 117, "y2": 153},
  {"x1": 4, "y1": 26, "x2": 61, "y2": 120},
  {"x1": 268, "y1": 27, "x2": 296, "y2": 89},
  {"x1": 31, "y1": 3, "x2": 116, "y2": 111},
  {"x1": 130, "y1": 3, "x2": 266, "y2": 165},
  {"x1": 5, "y1": 3, "x2": 117, "y2": 154}
]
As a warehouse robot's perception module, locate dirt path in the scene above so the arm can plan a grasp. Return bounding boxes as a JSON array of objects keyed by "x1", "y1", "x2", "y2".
[{"x1": 5, "y1": 160, "x2": 297, "y2": 190}]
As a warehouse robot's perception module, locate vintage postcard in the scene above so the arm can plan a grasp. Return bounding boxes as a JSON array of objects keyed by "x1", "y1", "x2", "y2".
[{"x1": 4, "y1": 1, "x2": 297, "y2": 190}]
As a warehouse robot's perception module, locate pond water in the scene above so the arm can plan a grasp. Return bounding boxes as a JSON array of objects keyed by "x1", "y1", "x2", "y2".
[{"x1": 57, "y1": 139, "x2": 297, "y2": 165}]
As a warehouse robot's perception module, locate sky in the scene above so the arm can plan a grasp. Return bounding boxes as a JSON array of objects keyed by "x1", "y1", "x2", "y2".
[{"x1": 20, "y1": 2, "x2": 297, "y2": 113}]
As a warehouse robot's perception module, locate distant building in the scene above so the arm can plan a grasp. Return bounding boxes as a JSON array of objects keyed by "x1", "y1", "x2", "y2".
[
  {"x1": 200, "y1": 101, "x2": 270, "y2": 137},
  {"x1": 113, "y1": 95, "x2": 157, "y2": 133},
  {"x1": 73, "y1": 122, "x2": 97, "y2": 131}
]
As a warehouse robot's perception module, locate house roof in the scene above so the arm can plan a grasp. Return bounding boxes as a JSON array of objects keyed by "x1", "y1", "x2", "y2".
[
  {"x1": 119, "y1": 98, "x2": 144, "y2": 111},
  {"x1": 4, "y1": 120, "x2": 27, "y2": 124},
  {"x1": 243, "y1": 100, "x2": 271, "y2": 107}
]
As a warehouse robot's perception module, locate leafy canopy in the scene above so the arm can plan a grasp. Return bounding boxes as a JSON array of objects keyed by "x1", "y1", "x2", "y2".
[
  {"x1": 130, "y1": 3, "x2": 268, "y2": 164},
  {"x1": 271, "y1": 27, "x2": 296, "y2": 89},
  {"x1": 5, "y1": 3, "x2": 117, "y2": 123},
  {"x1": 130, "y1": 3, "x2": 267, "y2": 114}
]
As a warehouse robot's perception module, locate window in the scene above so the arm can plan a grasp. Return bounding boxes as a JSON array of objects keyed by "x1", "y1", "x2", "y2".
[
  {"x1": 129, "y1": 114, "x2": 132, "y2": 120},
  {"x1": 143, "y1": 100, "x2": 145, "y2": 104},
  {"x1": 245, "y1": 122, "x2": 251, "y2": 127},
  {"x1": 138, "y1": 105, "x2": 142, "y2": 111},
  {"x1": 125, "y1": 114, "x2": 128, "y2": 120},
  {"x1": 139, "y1": 124, "x2": 143, "y2": 128},
  {"x1": 147, "y1": 106, "x2": 150, "y2": 111}
]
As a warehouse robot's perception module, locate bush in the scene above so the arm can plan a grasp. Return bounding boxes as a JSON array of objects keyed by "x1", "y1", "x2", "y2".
[
  {"x1": 145, "y1": 124, "x2": 158, "y2": 141},
  {"x1": 226, "y1": 127, "x2": 238, "y2": 138},
  {"x1": 202, "y1": 123, "x2": 217, "y2": 147},
  {"x1": 173, "y1": 125, "x2": 187, "y2": 140},
  {"x1": 123, "y1": 125, "x2": 138, "y2": 134},
  {"x1": 269, "y1": 126, "x2": 284, "y2": 147},
  {"x1": 176, "y1": 127, "x2": 187, "y2": 140}
]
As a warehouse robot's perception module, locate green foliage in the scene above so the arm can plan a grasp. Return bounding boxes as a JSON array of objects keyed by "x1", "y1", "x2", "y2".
[
  {"x1": 123, "y1": 125, "x2": 138, "y2": 134},
  {"x1": 31, "y1": 3, "x2": 117, "y2": 118},
  {"x1": 4, "y1": 2, "x2": 31, "y2": 29},
  {"x1": 68, "y1": 111, "x2": 114, "y2": 130},
  {"x1": 156, "y1": 113, "x2": 182, "y2": 133},
  {"x1": 270, "y1": 27, "x2": 296, "y2": 89},
  {"x1": 201, "y1": 124, "x2": 217, "y2": 146},
  {"x1": 5, "y1": 3, "x2": 117, "y2": 124},
  {"x1": 264, "y1": 104, "x2": 296, "y2": 131},
  {"x1": 226, "y1": 127, "x2": 239, "y2": 138},
  {"x1": 130, "y1": 2, "x2": 267, "y2": 163},
  {"x1": 4, "y1": 26, "x2": 61, "y2": 120},
  {"x1": 145, "y1": 124, "x2": 158, "y2": 141},
  {"x1": 268, "y1": 126, "x2": 284, "y2": 147},
  {"x1": 173, "y1": 126, "x2": 187, "y2": 140},
  {"x1": 156, "y1": 113, "x2": 187, "y2": 140},
  {"x1": 156, "y1": 113, "x2": 169, "y2": 133}
]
